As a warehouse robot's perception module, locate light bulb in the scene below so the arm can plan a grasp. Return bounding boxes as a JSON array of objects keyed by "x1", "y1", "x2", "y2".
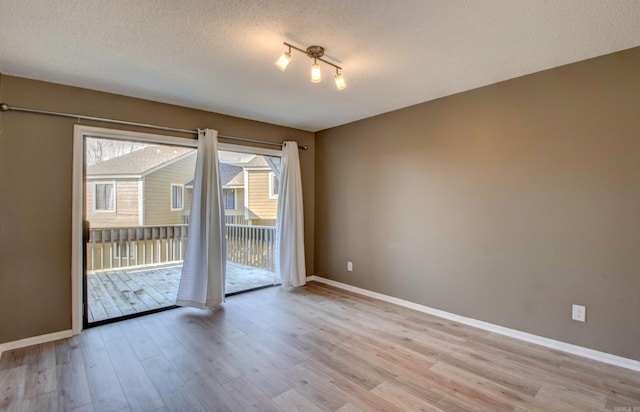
[
  {"x1": 274, "y1": 52, "x2": 291, "y2": 71},
  {"x1": 335, "y1": 73, "x2": 347, "y2": 90},
  {"x1": 310, "y1": 62, "x2": 322, "y2": 83}
]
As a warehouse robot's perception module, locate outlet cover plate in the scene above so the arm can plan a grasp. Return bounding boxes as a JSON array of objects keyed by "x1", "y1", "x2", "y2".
[{"x1": 572, "y1": 304, "x2": 586, "y2": 322}]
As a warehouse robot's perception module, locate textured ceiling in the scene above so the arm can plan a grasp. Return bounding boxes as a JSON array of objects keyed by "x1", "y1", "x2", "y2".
[{"x1": 1, "y1": 1, "x2": 639, "y2": 132}]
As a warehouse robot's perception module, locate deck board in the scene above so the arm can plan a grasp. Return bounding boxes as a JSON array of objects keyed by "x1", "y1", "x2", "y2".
[{"x1": 87, "y1": 262, "x2": 275, "y2": 323}]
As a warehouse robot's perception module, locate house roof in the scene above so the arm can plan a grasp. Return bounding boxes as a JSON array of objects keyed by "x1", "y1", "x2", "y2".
[
  {"x1": 184, "y1": 155, "x2": 274, "y2": 188},
  {"x1": 220, "y1": 163, "x2": 244, "y2": 187},
  {"x1": 87, "y1": 145, "x2": 195, "y2": 176},
  {"x1": 185, "y1": 162, "x2": 244, "y2": 188},
  {"x1": 239, "y1": 156, "x2": 269, "y2": 168}
]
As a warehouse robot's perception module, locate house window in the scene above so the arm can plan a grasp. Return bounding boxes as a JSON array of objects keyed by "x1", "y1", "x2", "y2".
[
  {"x1": 171, "y1": 184, "x2": 184, "y2": 210},
  {"x1": 269, "y1": 172, "x2": 279, "y2": 199},
  {"x1": 95, "y1": 182, "x2": 115, "y2": 212},
  {"x1": 223, "y1": 189, "x2": 235, "y2": 210}
]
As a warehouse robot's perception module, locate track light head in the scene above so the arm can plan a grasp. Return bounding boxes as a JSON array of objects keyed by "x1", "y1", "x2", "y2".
[
  {"x1": 311, "y1": 59, "x2": 322, "y2": 83},
  {"x1": 335, "y1": 71, "x2": 347, "y2": 90},
  {"x1": 274, "y1": 46, "x2": 292, "y2": 71}
]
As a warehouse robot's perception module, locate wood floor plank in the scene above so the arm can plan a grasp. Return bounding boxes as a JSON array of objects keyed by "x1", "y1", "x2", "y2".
[
  {"x1": 79, "y1": 331, "x2": 130, "y2": 412},
  {"x1": 104, "y1": 336, "x2": 164, "y2": 411},
  {"x1": 138, "y1": 316, "x2": 188, "y2": 360},
  {"x1": 22, "y1": 343, "x2": 57, "y2": 400},
  {"x1": 159, "y1": 388, "x2": 206, "y2": 412},
  {"x1": 272, "y1": 388, "x2": 325, "y2": 412},
  {"x1": 535, "y1": 383, "x2": 608, "y2": 411},
  {"x1": 166, "y1": 322, "x2": 244, "y2": 385},
  {"x1": 222, "y1": 376, "x2": 282, "y2": 412},
  {"x1": 295, "y1": 359, "x2": 407, "y2": 412},
  {"x1": 120, "y1": 319, "x2": 163, "y2": 361},
  {"x1": 67, "y1": 403, "x2": 95, "y2": 412},
  {"x1": 140, "y1": 354, "x2": 187, "y2": 395},
  {"x1": 2, "y1": 281, "x2": 639, "y2": 411},
  {"x1": 0, "y1": 365, "x2": 27, "y2": 412},
  {"x1": 21, "y1": 390, "x2": 62, "y2": 412},
  {"x1": 185, "y1": 374, "x2": 243, "y2": 412},
  {"x1": 429, "y1": 360, "x2": 534, "y2": 410},
  {"x1": 371, "y1": 381, "x2": 445, "y2": 411},
  {"x1": 335, "y1": 403, "x2": 364, "y2": 412},
  {"x1": 55, "y1": 337, "x2": 92, "y2": 410}
]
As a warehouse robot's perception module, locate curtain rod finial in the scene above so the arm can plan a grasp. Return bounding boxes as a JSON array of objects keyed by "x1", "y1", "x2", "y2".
[{"x1": 0, "y1": 103, "x2": 9, "y2": 112}]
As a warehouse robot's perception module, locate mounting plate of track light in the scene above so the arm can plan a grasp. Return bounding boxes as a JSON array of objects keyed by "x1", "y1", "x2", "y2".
[
  {"x1": 274, "y1": 42, "x2": 347, "y2": 90},
  {"x1": 305, "y1": 46, "x2": 324, "y2": 59}
]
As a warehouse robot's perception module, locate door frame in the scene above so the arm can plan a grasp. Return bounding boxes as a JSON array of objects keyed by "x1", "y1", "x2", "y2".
[
  {"x1": 71, "y1": 126, "x2": 281, "y2": 333},
  {"x1": 71, "y1": 125, "x2": 197, "y2": 333}
]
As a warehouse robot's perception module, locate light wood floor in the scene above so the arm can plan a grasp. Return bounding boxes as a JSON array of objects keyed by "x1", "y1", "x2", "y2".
[{"x1": 2, "y1": 282, "x2": 639, "y2": 411}]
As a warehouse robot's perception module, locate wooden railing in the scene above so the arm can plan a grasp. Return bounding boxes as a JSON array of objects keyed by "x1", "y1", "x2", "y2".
[
  {"x1": 226, "y1": 224, "x2": 276, "y2": 272},
  {"x1": 87, "y1": 223, "x2": 276, "y2": 272},
  {"x1": 87, "y1": 225, "x2": 188, "y2": 271}
]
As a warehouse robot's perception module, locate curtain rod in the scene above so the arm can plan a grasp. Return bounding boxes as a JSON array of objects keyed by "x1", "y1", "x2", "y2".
[{"x1": 0, "y1": 103, "x2": 308, "y2": 150}]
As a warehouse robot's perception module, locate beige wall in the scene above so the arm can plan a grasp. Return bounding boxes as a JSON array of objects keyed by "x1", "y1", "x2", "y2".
[
  {"x1": 0, "y1": 75, "x2": 314, "y2": 344},
  {"x1": 85, "y1": 178, "x2": 139, "y2": 228},
  {"x1": 144, "y1": 152, "x2": 197, "y2": 226},
  {"x1": 315, "y1": 47, "x2": 640, "y2": 361}
]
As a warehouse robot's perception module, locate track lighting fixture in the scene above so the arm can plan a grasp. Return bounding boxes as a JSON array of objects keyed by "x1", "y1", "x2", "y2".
[{"x1": 274, "y1": 42, "x2": 346, "y2": 90}]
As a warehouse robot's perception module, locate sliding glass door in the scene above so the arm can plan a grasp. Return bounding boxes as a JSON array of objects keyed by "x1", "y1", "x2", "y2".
[{"x1": 82, "y1": 134, "x2": 281, "y2": 326}]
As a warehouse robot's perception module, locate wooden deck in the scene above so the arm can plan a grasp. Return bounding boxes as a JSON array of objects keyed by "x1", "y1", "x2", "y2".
[{"x1": 87, "y1": 262, "x2": 275, "y2": 323}]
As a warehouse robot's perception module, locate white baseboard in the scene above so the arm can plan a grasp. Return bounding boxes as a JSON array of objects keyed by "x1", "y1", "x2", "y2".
[
  {"x1": 0, "y1": 330, "x2": 74, "y2": 359},
  {"x1": 307, "y1": 275, "x2": 640, "y2": 372}
]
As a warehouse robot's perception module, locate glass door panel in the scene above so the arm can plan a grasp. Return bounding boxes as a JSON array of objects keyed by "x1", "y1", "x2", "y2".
[
  {"x1": 219, "y1": 149, "x2": 280, "y2": 294},
  {"x1": 84, "y1": 137, "x2": 196, "y2": 325}
]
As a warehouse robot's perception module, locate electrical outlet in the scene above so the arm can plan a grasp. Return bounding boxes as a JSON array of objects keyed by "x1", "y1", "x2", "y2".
[
  {"x1": 572, "y1": 304, "x2": 586, "y2": 322},
  {"x1": 347, "y1": 261, "x2": 353, "y2": 272}
]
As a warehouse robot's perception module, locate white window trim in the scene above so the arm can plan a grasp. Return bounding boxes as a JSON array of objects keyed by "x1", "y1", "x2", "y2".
[
  {"x1": 269, "y1": 172, "x2": 279, "y2": 199},
  {"x1": 93, "y1": 181, "x2": 117, "y2": 213},
  {"x1": 170, "y1": 183, "x2": 184, "y2": 211}
]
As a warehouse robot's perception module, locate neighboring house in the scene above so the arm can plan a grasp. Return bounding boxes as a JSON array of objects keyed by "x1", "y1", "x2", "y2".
[
  {"x1": 187, "y1": 155, "x2": 279, "y2": 226},
  {"x1": 241, "y1": 155, "x2": 279, "y2": 226},
  {"x1": 86, "y1": 145, "x2": 197, "y2": 228},
  {"x1": 87, "y1": 146, "x2": 279, "y2": 228},
  {"x1": 185, "y1": 162, "x2": 248, "y2": 225}
]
